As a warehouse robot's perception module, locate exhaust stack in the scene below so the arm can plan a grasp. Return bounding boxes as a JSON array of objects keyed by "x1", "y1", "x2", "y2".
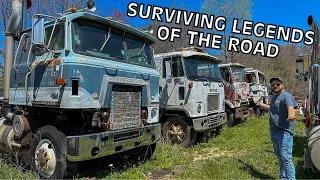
[
  {"x1": 3, "y1": 0, "x2": 24, "y2": 106},
  {"x1": 308, "y1": 15, "x2": 320, "y2": 121}
]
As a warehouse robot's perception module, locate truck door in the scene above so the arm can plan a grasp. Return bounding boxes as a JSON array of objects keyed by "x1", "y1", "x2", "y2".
[
  {"x1": 161, "y1": 56, "x2": 185, "y2": 106},
  {"x1": 12, "y1": 31, "x2": 34, "y2": 104}
]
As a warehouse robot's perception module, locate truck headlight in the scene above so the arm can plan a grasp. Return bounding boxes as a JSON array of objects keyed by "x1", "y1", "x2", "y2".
[{"x1": 197, "y1": 104, "x2": 201, "y2": 113}]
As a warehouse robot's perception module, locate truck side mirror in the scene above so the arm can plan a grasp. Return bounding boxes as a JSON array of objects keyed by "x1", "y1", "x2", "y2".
[
  {"x1": 31, "y1": 15, "x2": 49, "y2": 56},
  {"x1": 166, "y1": 75, "x2": 172, "y2": 83}
]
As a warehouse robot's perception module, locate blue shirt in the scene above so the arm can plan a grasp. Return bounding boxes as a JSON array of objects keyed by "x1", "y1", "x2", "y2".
[{"x1": 269, "y1": 91, "x2": 298, "y2": 135}]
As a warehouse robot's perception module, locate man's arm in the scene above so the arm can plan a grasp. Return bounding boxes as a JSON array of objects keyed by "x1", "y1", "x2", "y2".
[
  {"x1": 257, "y1": 101, "x2": 270, "y2": 110},
  {"x1": 286, "y1": 94, "x2": 299, "y2": 122},
  {"x1": 287, "y1": 106, "x2": 296, "y2": 122}
]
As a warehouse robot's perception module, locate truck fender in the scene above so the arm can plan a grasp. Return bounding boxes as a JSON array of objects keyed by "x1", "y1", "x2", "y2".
[{"x1": 224, "y1": 100, "x2": 235, "y2": 109}]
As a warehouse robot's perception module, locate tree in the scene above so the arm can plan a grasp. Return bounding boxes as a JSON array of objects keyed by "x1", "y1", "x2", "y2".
[
  {"x1": 201, "y1": 0, "x2": 253, "y2": 63},
  {"x1": 107, "y1": 8, "x2": 128, "y2": 23},
  {"x1": 137, "y1": 2, "x2": 206, "y2": 54}
]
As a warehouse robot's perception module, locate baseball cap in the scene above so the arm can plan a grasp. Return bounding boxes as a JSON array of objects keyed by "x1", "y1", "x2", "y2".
[{"x1": 269, "y1": 77, "x2": 283, "y2": 84}]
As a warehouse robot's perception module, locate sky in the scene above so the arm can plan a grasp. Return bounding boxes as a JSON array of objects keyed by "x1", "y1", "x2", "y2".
[
  {"x1": 0, "y1": 0, "x2": 319, "y2": 62},
  {"x1": 95, "y1": 0, "x2": 320, "y2": 34}
]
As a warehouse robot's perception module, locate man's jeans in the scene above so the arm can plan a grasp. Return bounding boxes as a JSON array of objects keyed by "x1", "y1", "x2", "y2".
[{"x1": 270, "y1": 131, "x2": 296, "y2": 180}]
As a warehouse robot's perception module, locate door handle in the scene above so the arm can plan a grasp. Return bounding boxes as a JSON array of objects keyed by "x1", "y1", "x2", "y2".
[{"x1": 104, "y1": 66, "x2": 118, "y2": 75}]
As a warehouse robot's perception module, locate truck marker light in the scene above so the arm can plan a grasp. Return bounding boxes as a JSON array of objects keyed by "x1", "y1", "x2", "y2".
[
  {"x1": 56, "y1": 77, "x2": 67, "y2": 86},
  {"x1": 71, "y1": 8, "x2": 77, "y2": 13},
  {"x1": 188, "y1": 82, "x2": 193, "y2": 88},
  {"x1": 27, "y1": 0, "x2": 32, "y2": 9}
]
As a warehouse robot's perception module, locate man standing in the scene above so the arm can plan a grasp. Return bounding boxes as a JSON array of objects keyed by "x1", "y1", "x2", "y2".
[{"x1": 257, "y1": 77, "x2": 298, "y2": 180}]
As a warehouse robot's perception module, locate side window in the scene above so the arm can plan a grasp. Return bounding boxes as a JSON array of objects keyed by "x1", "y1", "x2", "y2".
[
  {"x1": 44, "y1": 23, "x2": 65, "y2": 51},
  {"x1": 220, "y1": 67, "x2": 229, "y2": 81},
  {"x1": 163, "y1": 58, "x2": 171, "y2": 78},
  {"x1": 171, "y1": 56, "x2": 184, "y2": 77},
  {"x1": 258, "y1": 73, "x2": 265, "y2": 84}
]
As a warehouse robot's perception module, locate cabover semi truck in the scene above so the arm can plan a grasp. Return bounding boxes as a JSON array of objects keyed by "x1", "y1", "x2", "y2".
[
  {"x1": 154, "y1": 47, "x2": 227, "y2": 147},
  {"x1": 219, "y1": 63, "x2": 250, "y2": 126},
  {"x1": 296, "y1": 15, "x2": 320, "y2": 172},
  {"x1": 244, "y1": 68, "x2": 269, "y2": 116},
  {"x1": 0, "y1": 0, "x2": 161, "y2": 178}
]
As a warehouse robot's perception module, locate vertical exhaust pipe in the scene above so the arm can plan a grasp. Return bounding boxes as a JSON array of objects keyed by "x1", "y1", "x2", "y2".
[
  {"x1": 3, "y1": 0, "x2": 23, "y2": 116},
  {"x1": 308, "y1": 15, "x2": 320, "y2": 121}
]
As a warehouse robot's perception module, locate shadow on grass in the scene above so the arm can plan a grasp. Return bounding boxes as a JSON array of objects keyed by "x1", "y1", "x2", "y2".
[
  {"x1": 293, "y1": 135, "x2": 320, "y2": 179},
  {"x1": 75, "y1": 150, "x2": 156, "y2": 179},
  {"x1": 238, "y1": 159, "x2": 275, "y2": 179}
]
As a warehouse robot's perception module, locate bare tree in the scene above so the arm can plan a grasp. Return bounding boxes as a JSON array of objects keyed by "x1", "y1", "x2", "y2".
[
  {"x1": 201, "y1": 0, "x2": 253, "y2": 63},
  {"x1": 107, "y1": 8, "x2": 128, "y2": 23},
  {"x1": 137, "y1": 2, "x2": 207, "y2": 54}
]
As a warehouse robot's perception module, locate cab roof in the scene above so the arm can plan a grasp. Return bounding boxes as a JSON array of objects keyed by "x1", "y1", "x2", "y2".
[
  {"x1": 244, "y1": 68, "x2": 265, "y2": 76},
  {"x1": 218, "y1": 62, "x2": 245, "y2": 68},
  {"x1": 23, "y1": 11, "x2": 157, "y2": 44},
  {"x1": 154, "y1": 50, "x2": 222, "y2": 64}
]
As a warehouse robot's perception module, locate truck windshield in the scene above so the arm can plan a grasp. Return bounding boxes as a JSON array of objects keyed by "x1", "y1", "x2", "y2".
[
  {"x1": 231, "y1": 66, "x2": 245, "y2": 82},
  {"x1": 184, "y1": 57, "x2": 223, "y2": 82},
  {"x1": 72, "y1": 18, "x2": 154, "y2": 67}
]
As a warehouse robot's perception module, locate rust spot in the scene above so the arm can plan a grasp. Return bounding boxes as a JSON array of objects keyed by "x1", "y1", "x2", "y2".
[
  {"x1": 21, "y1": 133, "x2": 33, "y2": 146},
  {"x1": 34, "y1": 58, "x2": 62, "y2": 68},
  {"x1": 33, "y1": 61, "x2": 40, "y2": 68}
]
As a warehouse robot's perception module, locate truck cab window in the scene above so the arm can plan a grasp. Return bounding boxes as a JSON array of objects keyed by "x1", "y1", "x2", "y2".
[
  {"x1": 72, "y1": 19, "x2": 125, "y2": 61},
  {"x1": 171, "y1": 56, "x2": 184, "y2": 77},
  {"x1": 125, "y1": 33, "x2": 154, "y2": 67},
  {"x1": 44, "y1": 23, "x2": 65, "y2": 51}
]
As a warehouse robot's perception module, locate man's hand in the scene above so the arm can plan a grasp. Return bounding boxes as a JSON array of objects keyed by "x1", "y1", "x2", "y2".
[
  {"x1": 257, "y1": 101, "x2": 264, "y2": 106},
  {"x1": 256, "y1": 101, "x2": 270, "y2": 110},
  {"x1": 287, "y1": 116, "x2": 296, "y2": 122}
]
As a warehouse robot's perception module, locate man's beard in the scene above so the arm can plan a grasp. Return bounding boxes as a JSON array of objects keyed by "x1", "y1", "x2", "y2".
[{"x1": 272, "y1": 88, "x2": 282, "y2": 93}]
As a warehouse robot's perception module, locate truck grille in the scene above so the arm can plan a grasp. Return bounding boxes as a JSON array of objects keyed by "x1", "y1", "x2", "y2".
[
  {"x1": 208, "y1": 94, "x2": 219, "y2": 112},
  {"x1": 110, "y1": 85, "x2": 142, "y2": 130}
]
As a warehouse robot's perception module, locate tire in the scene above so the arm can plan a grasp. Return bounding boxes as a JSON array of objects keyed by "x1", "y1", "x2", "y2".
[
  {"x1": 162, "y1": 116, "x2": 196, "y2": 147},
  {"x1": 256, "y1": 108, "x2": 262, "y2": 117},
  {"x1": 130, "y1": 143, "x2": 157, "y2": 162},
  {"x1": 226, "y1": 109, "x2": 235, "y2": 127},
  {"x1": 29, "y1": 125, "x2": 76, "y2": 179}
]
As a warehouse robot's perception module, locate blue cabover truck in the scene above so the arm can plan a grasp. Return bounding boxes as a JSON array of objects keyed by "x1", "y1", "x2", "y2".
[{"x1": 0, "y1": 0, "x2": 160, "y2": 178}]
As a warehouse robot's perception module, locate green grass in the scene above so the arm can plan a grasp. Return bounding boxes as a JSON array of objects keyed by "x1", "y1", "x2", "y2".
[{"x1": 1, "y1": 114, "x2": 320, "y2": 179}]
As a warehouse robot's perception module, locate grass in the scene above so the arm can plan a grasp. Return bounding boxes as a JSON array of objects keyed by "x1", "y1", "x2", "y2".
[{"x1": 1, "y1": 114, "x2": 320, "y2": 179}]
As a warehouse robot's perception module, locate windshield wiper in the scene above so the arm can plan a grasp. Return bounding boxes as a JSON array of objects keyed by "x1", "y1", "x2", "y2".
[
  {"x1": 135, "y1": 40, "x2": 146, "y2": 57},
  {"x1": 212, "y1": 78, "x2": 223, "y2": 82},
  {"x1": 195, "y1": 77, "x2": 211, "y2": 83},
  {"x1": 100, "y1": 26, "x2": 112, "y2": 52}
]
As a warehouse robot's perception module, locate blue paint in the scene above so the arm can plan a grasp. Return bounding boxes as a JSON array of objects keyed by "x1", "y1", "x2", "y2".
[{"x1": 9, "y1": 12, "x2": 160, "y2": 109}]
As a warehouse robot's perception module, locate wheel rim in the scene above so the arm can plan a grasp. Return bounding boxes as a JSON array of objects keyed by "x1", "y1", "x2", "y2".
[
  {"x1": 166, "y1": 123, "x2": 186, "y2": 144},
  {"x1": 34, "y1": 139, "x2": 57, "y2": 178}
]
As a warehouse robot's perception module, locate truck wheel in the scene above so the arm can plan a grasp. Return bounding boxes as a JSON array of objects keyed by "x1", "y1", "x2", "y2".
[
  {"x1": 256, "y1": 108, "x2": 262, "y2": 117},
  {"x1": 130, "y1": 143, "x2": 157, "y2": 162},
  {"x1": 29, "y1": 125, "x2": 76, "y2": 179},
  {"x1": 226, "y1": 109, "x2": 235, "y2": 127},
  {"x1": 162, "y1": 116, "x2": 195, "y2": 147}
]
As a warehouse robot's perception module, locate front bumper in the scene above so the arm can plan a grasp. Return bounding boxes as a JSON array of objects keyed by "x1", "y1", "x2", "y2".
[
  {"x1": 66, "y1": 123, "x2": 161, "y2": 161},
  {"x1": 192, "y1": 112, "x2": 227, "y2": 132}
]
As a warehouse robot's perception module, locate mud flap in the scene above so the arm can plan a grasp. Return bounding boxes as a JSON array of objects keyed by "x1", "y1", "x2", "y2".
[{"x1": 303, "y1": 147, "x2": 314, "y2": 170}]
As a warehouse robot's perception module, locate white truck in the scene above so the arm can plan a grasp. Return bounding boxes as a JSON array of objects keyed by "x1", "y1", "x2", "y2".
[
  {"x1": 154, "y1": 47, "x2": 227, "y2": 147},
  {"x1": 218, "y1": 63, "x2": 250, "y2": 126},
  {"x1": 244, "y1": 68, "x2": 269, "y2": 116}
]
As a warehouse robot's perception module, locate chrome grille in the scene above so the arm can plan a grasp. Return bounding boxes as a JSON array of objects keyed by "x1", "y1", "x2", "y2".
[
  {"x1": 110, "y1": 85, "x2": 141, "y2": 130},
  {"x1": 208, "y1": 94, "x2": 219, "y2": 112}
]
